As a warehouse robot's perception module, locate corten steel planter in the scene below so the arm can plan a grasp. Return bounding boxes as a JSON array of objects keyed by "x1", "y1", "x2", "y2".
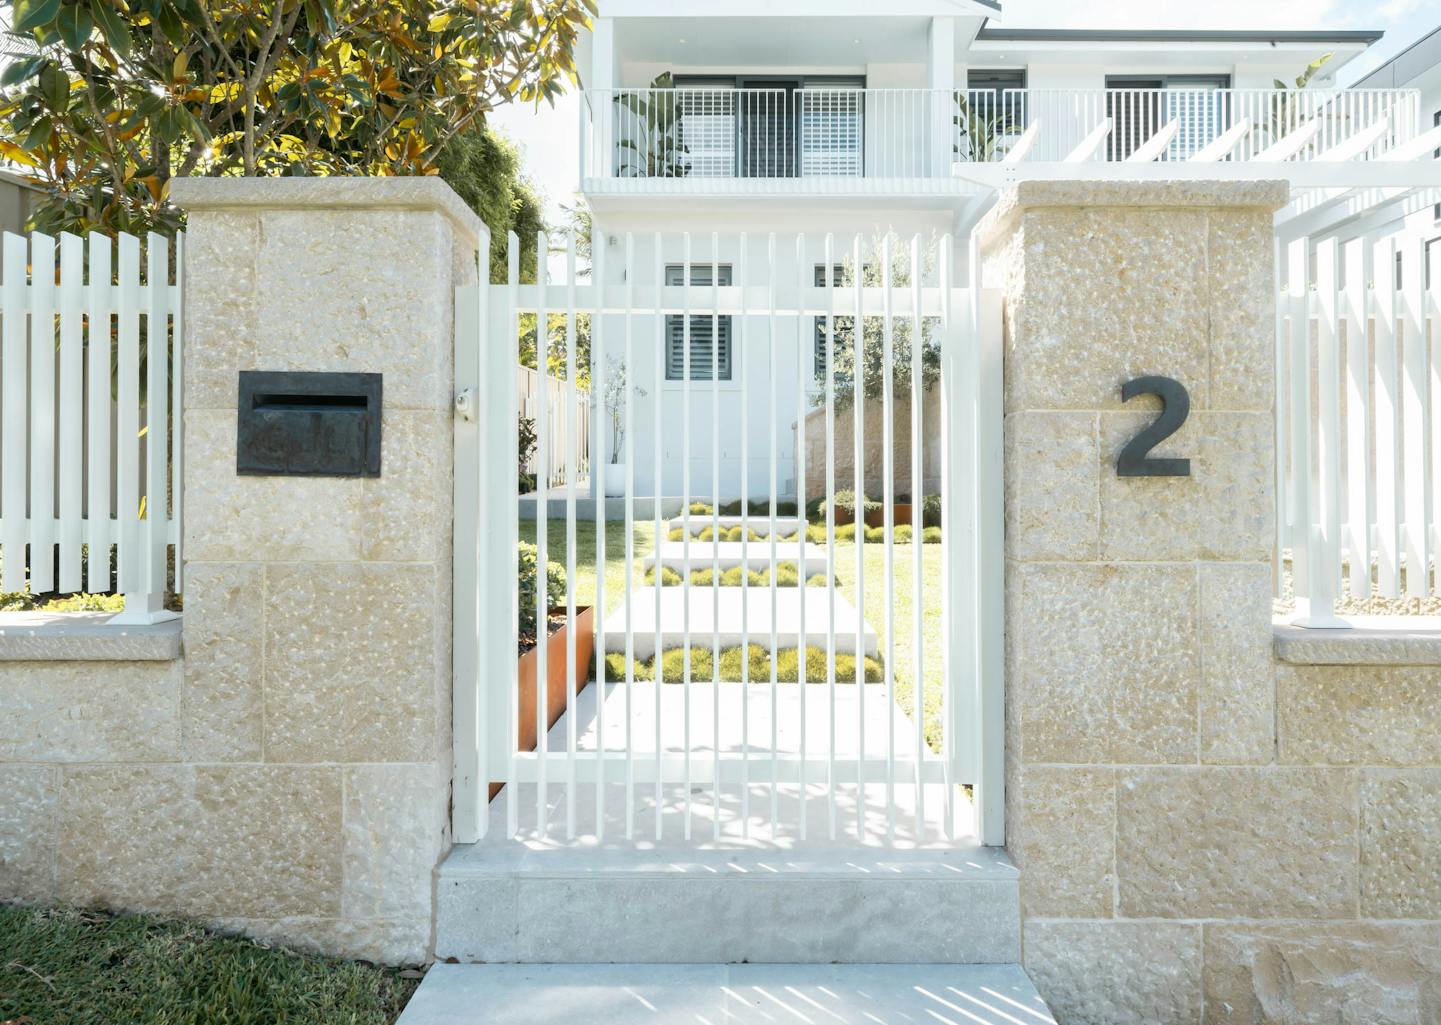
[
  {"x1": 865, "y1": 504, "x2": 912, "y2": 528},
  {"x1": 491, "y1": 605, "x2": 596, "y2": 800}
]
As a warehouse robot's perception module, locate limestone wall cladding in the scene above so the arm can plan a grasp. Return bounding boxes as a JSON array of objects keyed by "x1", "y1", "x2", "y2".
[
  {"x1": 0, "y1": 179, "x2": 482, "y2": 965},
  {"x1": 987, "y1": 180, "x2": 1441, "y2": 1025}
]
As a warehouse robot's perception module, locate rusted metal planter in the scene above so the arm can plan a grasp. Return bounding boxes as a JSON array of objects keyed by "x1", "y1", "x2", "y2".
[{"x1": 490, "y1": 606, "x2": 595, "y2": 800}]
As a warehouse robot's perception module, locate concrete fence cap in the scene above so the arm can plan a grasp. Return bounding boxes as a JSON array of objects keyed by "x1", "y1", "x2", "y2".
[{"x1": 169, "y1": 176, "x2": 488, "y2": 248}]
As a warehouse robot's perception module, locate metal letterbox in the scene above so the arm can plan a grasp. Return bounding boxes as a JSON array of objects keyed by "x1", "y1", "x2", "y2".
[{"x1": 236, "y1": 371, "x2": 382, "y2": 477}]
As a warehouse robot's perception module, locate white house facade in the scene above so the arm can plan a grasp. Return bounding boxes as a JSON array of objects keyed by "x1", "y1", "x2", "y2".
[{"x1": 573, "y1": 2, "x2": 1389, "y2": 499}]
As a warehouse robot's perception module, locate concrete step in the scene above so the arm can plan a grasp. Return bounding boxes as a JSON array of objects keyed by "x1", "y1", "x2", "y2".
[
  {"x1": 601, "y1": 587, "x2": 878, "y2": 660},
  {"x1": 666, "y1": 515, "x2": 807, "y2": 538},
  {"x1": 521, "y1": 493, "x2": 686, "y2": 522},
  {"x1": 398, "y1": 963, "x2": 1056, "y2": 1025},
  {"x1": 435, "y1": 842, "x2": 1019, "y2": 965},
  {"x1": 644, "y1": 540, "x2": 830, "y2": 575}
]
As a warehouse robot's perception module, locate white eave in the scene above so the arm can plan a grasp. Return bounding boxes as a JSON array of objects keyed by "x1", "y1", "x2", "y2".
[{"x1": 596, "y1": 0, "x2": 998, "y2": 19}]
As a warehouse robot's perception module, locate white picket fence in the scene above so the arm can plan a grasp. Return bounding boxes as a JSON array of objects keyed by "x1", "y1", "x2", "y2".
[
  {"x1": 517, "y1": 363, "x2": 590, "y2": 490},
  {"x1": 0, "y1": 231, "x2": 182, "y2": 621},
  {"x1": 1278, "y1": 230, "x2": 1441, "y2": 623}
]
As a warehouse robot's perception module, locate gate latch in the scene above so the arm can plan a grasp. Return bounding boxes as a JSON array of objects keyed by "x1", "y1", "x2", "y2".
[{"x1": 454, "y1": 388, "x2": 476, "y2": 423}]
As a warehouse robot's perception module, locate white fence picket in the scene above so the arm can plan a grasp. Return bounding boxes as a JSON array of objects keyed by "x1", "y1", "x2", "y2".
[
  {"x1": 1281, "y1": 227, "x2": 1441, "y2": 621},
  {"x1": 29, "y1": 233, "x2": 56, "y2": 595},
  {"x1": 0, "y1": 230, "x2": 181, "y2": 617},
  {"x1": 57, "y1": 233, "x2": 84, "y2": 592}
]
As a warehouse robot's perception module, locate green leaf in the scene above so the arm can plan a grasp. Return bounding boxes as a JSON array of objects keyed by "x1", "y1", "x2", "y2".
[
  {"x1": 21, "y1": 115, "x2": 52, "y2": 150},
  {"x1": 155, "y1": 5, "x2": 186, "y2": 46},
  {"x1": 56, "y1": 3, "x2": 94, "y2": 48},
  {"x1": 89, "y1": 0, "x2": 131, "y2": 56},
  {"x1": 12, "y1": 0, "x2": 61, "y2": 33},
  {"x1": 0, "y1": 55, "x2": 47, "y2": 86},
  {"x1": 38, "y1": 63, "x2": 69, "y2": 110}
]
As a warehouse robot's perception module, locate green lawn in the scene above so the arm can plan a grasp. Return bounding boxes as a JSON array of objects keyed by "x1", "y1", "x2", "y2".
[
  {"x1": 519, "y1": 518, "x2": 659, "y2": 616},
  {"x1": 520, "y1": 516, "x2": 945, "y2": 752},
  {"x1": 834, "y1": 542, "x2": 945, "y2": 752},
  {"x1": 0, "y1": 904, "x2": 419, "y2": 1025}
]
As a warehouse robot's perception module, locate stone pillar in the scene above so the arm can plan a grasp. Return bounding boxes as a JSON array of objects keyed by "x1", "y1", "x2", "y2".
[
  {"x1": 980, "y1": 181, "x2": 1288, "y2": 1024},
  {"x1": 169, "y1": 178, "x2": 482, "y2": 963}
]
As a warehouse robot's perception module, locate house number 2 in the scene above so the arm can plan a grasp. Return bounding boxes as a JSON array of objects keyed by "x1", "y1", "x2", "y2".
[{"x1": 1117, "y1": 376, "x2": 1191, "y2": 478}]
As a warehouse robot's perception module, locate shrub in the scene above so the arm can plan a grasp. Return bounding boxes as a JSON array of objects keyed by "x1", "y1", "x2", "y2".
[
  {"x1": 518, "y1": 415, "x2": 538, "y2": 492},
  {"x1": 667, "y1": 527, "x2": 686, "y2": 541},
  {"x1": 922, "y1": 526, "x2": 943, "y2": 544},
  {"x1": 833, "y1": 489, "x2": 882, "y2": 518},
  {"x1": 645, "y1": 566, "x2": 684, "y2": 587},
  {"x1": 864, "y1": 525, "x2": 886, "y2": 543},
  {"x1": 836, "y1": 523, "x2": 858, "y2": 543},
  {"x1": 920, "y1": 493, "x2": 942, "y2": 528},
  {"x1": 41, "y1": 593, "x2": 125, "y2": 612},
  {"x1": 688, "y1": 501, "x2": 714, "y2": 516},
  {"x1": 518, "y1": 541, "x2": 566, "y2": 639},
  {"x1": 657, "y1": 646, "x2": 713, "y2": 682},
  {"x1": 893, "y1": 524, "x2": 913, "y2": 544}
]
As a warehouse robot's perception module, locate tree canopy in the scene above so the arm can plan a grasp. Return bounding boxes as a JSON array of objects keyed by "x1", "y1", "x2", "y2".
[{"x1": 0, "y1": 0, "x2": 594, "y2": 234}]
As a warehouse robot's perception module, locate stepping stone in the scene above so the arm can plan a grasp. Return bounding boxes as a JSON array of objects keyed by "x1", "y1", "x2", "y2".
[
  {"x1": 666, "y1": 514, "x2": 806, "y2": 537},
  {"x1": 602, "y1": 586, "x2": 878, "y2": 660},
  {"x1": 644, "y1": 540, "x2": 830, "y2": 575}
]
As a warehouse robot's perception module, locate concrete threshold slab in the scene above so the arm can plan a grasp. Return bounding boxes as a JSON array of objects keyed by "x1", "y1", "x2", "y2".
[{"x1": 398, "y1": 964, "x2": 1056, "y2": 1024}]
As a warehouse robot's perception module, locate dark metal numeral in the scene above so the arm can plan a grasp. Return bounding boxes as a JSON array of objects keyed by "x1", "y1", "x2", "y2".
[{"x1": 1117, "y1": 376, "x2": 1191, "y2": 477}]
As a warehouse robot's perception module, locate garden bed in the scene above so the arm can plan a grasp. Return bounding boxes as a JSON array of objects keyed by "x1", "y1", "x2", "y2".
[{"x1": 598, "y1": 643, "x2": 884, "y2": 683}]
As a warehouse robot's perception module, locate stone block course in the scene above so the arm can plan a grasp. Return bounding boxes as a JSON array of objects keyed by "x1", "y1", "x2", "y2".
[
  {"x1": 263, "y1": 562, "x2": 441, "y2": 764},
  {"x1": 57, "y1": 764, "x2": 343, "y2": 919},
  {"x1": 1202, "y1": 922, "x2": 1441, "y2": 1025},
  {"x1": 1013, "y1": 562, "x2": 1199, "y2": 765},
  {"x1": 1024, "y1": 920, "x2": 1202, "y2": 1025},
  {"x1": 1010, "y1": 765, "x2": 1115, "y2": 918},
  {"x1": 1360, "y1": 769, "x2": 1441, "y2": 919},
  {"x1": 1278, "y1": 665, "x2": 1441, "y2": 766},
  {"x1": 0, "y1": 661, "x2": 181, "y2": 762},
  {"x1": 0, "y1": 764, "x2": 59, "y2": 902},
  {"x1": 1115, "y1": 767, "x2": 1358, "y2": 919}
]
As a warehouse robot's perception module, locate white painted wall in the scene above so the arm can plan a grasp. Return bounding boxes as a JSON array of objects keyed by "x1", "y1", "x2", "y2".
[{"x1": 588, "y1": 227, "x2": 953, "y2": 500}]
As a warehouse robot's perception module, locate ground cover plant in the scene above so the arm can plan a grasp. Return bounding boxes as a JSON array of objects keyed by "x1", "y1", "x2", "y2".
[{"x1": 599, "y1": 644, "x2": 884, "y2": 683}]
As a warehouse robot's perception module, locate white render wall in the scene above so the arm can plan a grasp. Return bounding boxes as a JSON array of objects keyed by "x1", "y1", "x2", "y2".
[{"x1": 588, "y1": 225, "x2": 955, "y2": 500}]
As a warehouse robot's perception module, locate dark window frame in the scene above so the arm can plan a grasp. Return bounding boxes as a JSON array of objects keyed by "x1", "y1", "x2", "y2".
[
  {"x1": 664, "y1": 263, "x2": 735, "y2": 382},
  {"x1": 673, "y1": 74, "x2": 867, "y2": 179}
]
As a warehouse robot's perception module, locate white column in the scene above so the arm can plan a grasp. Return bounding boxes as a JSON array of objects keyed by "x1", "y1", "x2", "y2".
[
  {"x1": 587, "y1": 17, "x2": 616, "y2": 182},
  {"x1": 927, "y1": 17, "x2": 956, "y2": 177}
]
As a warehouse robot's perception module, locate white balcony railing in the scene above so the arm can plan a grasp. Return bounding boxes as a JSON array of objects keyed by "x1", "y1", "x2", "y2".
[{"x1": 580, "y1": 86, "x2": 1422, "y2": 185}]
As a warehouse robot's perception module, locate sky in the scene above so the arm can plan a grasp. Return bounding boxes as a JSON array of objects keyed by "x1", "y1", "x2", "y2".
[{"x1": 487, "y1": 0, "x2": 1441, "y2": 225}]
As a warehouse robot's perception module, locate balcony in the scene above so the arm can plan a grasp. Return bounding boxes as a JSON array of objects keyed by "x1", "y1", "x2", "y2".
[{"x1": 579, "y1": 86, "x2": 1423, "y2": 196}]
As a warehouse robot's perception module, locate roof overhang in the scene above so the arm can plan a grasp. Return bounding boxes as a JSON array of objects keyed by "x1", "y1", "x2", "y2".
[{"x1": 597, "y1": 0, "x2": 998, "y2": 18}]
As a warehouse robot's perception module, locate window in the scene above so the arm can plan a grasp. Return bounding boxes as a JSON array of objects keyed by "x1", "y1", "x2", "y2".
[
  {"x1": 665, "y1": 264, "x2": 733, "y2": 381},
  {"x1": 812, "y1": 264, "x2": 850, "y2": 377},
  {"x1": 1105, "y1": 75, "x2": 1230, "y2": 161},
  {"x1": 673, "y1": 75, "x2": 865, "y2": 179}
]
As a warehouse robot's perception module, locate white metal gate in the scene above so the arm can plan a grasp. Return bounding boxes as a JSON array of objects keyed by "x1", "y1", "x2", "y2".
[{"x1": 454, "y1": 227, "x2": 1002, "y2": 847}]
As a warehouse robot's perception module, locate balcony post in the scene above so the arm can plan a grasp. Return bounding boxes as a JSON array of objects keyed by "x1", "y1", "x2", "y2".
[
  {"x1": 589, "y1": 17, "x2": 615, "y2": 181},
  {"x1": 928, "y1": 16, "x2": 956, "y2": 177}
]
